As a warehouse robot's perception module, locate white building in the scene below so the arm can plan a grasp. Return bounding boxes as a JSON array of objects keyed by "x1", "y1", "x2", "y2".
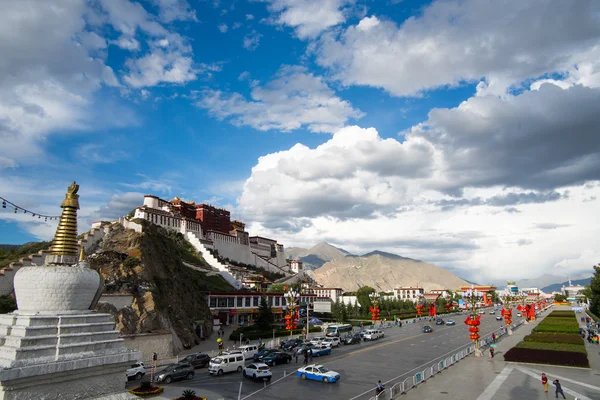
[
  {"x1": 429, "y1": 289, "x2": 450, "y2": 298},
  {"x1": 289, "y1": 260, "x2": 303, "y2": 273},
  {"x1": 561, "y1": 280, "x2": 586, "y2": 301},
  {"x1": 310, "y1": 288, "x2": 343, "y2": 303},
  {"x1": 395, "y1": 287, "x2": 424, "y2": 302}
]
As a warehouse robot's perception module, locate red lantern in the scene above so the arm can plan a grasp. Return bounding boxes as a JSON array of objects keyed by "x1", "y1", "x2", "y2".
[{"x1": 285, "y1": 314, "x2": 292, "y2": 331}]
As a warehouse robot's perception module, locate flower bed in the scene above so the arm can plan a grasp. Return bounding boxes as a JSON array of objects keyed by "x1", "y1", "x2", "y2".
[
  {"x1": 546, "y1": 311, "x2": 576, "y2": 318},
  {"x1": 523, "y1": 333, "x2": 584, "y2": 345},
  {"x1": 173, "y1": 397, "x2": 206, "y2": 400},
  {"x1": 516, "y1": 341, "x2": 586, "y2": 353},
  {"x1": 129, "y1": 385, "x2": 164, "y2": 397},
  {"x1": 504, "y1": 347, "x2": 590, "y2": 367}
]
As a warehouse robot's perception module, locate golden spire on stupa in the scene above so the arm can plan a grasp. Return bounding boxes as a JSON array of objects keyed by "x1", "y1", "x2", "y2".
[{"x1": 49, "y1": 181, "x2": 80, "y2": 257}]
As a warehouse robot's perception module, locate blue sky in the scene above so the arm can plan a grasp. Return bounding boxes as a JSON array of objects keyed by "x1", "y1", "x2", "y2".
[{"x1": 1, "y1": 0, "x2": 599, "y2": 283}]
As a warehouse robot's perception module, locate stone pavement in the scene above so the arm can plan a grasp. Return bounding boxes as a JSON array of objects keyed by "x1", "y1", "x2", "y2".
[{"x1": 400, "y1": 308, "x2": 600, "y2": 400}]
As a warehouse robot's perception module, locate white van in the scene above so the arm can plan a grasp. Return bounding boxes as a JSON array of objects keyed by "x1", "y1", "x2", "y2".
[
  {"x1": 237, "y1": 345, "x2": 259, "y2": 360},
  {"x1": 208, "y1": 354, "x2": 245, "y2": 375},
  {"x1": 363, "y1": 329, "x2": 384, "y2": 341}
]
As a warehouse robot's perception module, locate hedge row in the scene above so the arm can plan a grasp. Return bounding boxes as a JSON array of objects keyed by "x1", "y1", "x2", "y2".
[
  {"x1": 523, "y1": 333, "x2": 584, "y2": 345},
  {"x1": 516, "y1": 341, "x2": 587, "y2": 354},
  {"x1": 504, "y1": 347, "x2": 589, "y2": 368},
  {"x1": 546, "y1": 311, "x2": 576, "y2": 318}
]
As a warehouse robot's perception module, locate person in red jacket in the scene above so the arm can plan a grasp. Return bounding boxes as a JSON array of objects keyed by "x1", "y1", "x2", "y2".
[{"x1": 541, "y1": 373, "x2": 548, "y2": 393}]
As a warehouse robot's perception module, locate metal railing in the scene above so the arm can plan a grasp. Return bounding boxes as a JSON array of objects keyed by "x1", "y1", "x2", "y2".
[{"x1": 367, "y1": 322, "x2": 522, "y2": 400}]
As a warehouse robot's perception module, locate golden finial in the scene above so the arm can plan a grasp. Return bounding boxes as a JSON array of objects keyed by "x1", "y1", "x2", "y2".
[
  {"x1": 49, "y1": 181, "x2": 80, "y2": 258},
  {"x1": 79, "y1": 246, "x2": 85, "y2": 262}
]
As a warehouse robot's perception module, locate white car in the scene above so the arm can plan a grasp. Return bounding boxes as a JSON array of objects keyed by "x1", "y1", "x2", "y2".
[
  {"x1": 296, "y1": 364, "x2": 340, "y2": 383},
  {"x1": 310, "y1": 337, "x2": 326, "y2": 346},
  {"x1": 126, "y1": 362, "x2": 146, "y2": 381},
  {"x1": 363, "y1": 329, "x2": 384, "y2": 341},
  {"x1": 242, "y1": 363, "x2": 272, "y2": 381},
  {"x1": 321, "y1": 337, "x2": 341, "y2": 348},
  {"x1": 517, "y1": 313, "x2": 522, "y2": 317}
]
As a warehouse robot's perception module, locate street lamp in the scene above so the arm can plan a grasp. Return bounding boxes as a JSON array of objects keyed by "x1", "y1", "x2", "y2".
[
  {"x1": 369, "y1": 292, "x2": 381, "y2": 327},
  {"x1": 500, "y1": 291, "x2": 515, "y2": 335},
  {"x1": 284, "y1": 289, "x2": 300, "y2": 337},
  {"x1": 462, "y1": 285, "x2": 484, "y2": 356}
]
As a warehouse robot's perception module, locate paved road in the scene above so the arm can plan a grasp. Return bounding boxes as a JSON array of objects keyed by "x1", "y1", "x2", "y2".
[{"x1": 132, "y1": 312, "x2": 510, "y2": 400}]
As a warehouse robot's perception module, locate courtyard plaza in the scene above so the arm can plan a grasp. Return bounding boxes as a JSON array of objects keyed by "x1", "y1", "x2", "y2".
[{"x1": 126, "y1": 310, "x2": 545, "y2": 400}]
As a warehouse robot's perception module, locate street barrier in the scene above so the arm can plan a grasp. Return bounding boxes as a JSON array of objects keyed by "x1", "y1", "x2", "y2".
[{"x1": 376, "y1": 322, "x2": 524, "y2": 399}]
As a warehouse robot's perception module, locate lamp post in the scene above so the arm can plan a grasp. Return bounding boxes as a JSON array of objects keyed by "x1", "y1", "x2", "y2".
[
  {"x1": 462, "y1": 285, "x2": 484, "y2": 356},
  {"x1": 369, "y1": 292, "x2": 381, "y2": 328},
  {"x1": 500, "y1": 291, "x2": 514, "y2": 335},
  {"x1": 284, "y1": 289, "x2": 300, "y2": 337}
]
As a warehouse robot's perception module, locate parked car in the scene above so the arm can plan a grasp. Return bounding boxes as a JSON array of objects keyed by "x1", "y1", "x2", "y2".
[
  {"x1": 435, "y1": 319, "x2": 444, "y2": 325},
  {"x1": 294, "y1": 343, "x2": 317, "y2": 356},
  {"x1": 489, "y1": 311, "x2": 495, "y2": 314},
  {"x1": 242, "y1": 363, "x2": 272, "y2": 381},
  {"x1": 423, "y1": 326, "x2": 433, "y2": 333},
  {"x1": 154, "y1": 363, "x2": 194, "y2": 384},
  {"x1": 262, "y1": 352, "x2": 292, "y2": 366},
  {"x1": 237, "y1": 344, "x2": 259, "y2": 360},
  {"x1": 321, "y1": 337, "x2": 341, "y2": 348},
  {"x1": 310, "y1": 337, "x2": 326, "y2": 346},
  {"x1": 126, "y1": 362, "x2": 146, "y2": 381},
  {"x1": 495, "y1": 316, "x2": 503, "y2": 321},
  {"x1": 445, "y1": 320, "x2": 456, "y2": 326},
  {"x1": 208, "y1": 354, "x2": 245, "y2": 376},
  {"x1": 310, "y1": 345, "x2": 332, "y2": 357},
  {"x1": 253, "y1": 348, "x2": 279, "y2": 361},
  {"x1": 344, "y1": 334, "x2": 362, "y2": 345},
  {"x1": 363, "y1": 329, "x2": 384, "y2": 341},
  {"x1": 180, "y1": 353, "x2": 210, "y2": 369},
  {"x1": 296, "y1": 364, "x2": 340, "y2": 383},
  {"x1": 281, "y1": 339, "x2": 304, "y2": 351}
]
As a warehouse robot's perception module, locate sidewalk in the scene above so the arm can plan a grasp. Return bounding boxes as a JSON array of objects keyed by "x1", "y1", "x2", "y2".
[{"x1": 400, "y1": 307, "x2": 600, "y2": 400}]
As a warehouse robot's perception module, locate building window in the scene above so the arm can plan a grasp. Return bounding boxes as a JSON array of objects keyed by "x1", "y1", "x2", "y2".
[
  {"x1": 268, "y1": 297, "x2": 273, "y2": 306},
  {"x1": 217, "y1": 297, "x2": 227, "y2": 308},
  {"x1": 237, "y1": 297, "x2": 243, "y2": 307},
  {"x1": 245, "y1": 297, "x2": 251, "y2": 307},
  {"x1": 210, "y1": 297, "x2": 217, "y2": 308},
  {"x1": 228, "y1": 297, "x2": 235, "y2": 307},
  {"x1": 275, "y1": 297, "x2": 280, "y2": 306},
  {"x1": 253, "y1": 297, "x2": 259, "y2": 306}
]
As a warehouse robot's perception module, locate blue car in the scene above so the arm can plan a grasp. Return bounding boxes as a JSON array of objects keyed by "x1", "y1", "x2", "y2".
[
  {"x1": 310, "y1": 345, "x2": 332, "y2": 357},
  {"x1": 296, "y1": 365, "x2": 340, "y2": 383}
]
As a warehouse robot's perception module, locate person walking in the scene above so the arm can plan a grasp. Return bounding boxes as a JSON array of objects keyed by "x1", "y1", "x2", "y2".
[
  {"x1": 553, "y1": 379, "x2": 566, "y2": 399},
  {"x1": 295, "y1": 352, "x2": 299, "y2": 363},
  {"x1": 308, "y1": 348, "x2": 313, "y2": 362},
  {"x1": 541, "y1": 373, "x2": 548, "y2": 393},
  {"x1": 303, "y1": 350, "x2": 308, "y2": 365}
]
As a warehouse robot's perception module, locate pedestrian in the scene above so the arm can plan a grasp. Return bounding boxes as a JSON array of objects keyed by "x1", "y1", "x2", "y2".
[
  {"x1": 308, "y1": 349, "x2": 313, "y2": 362},
  {"x1": 295, "y1": 353, "x2": 299, "y2": 363},
  {"x1": 541, "y1": 373, "x2": 548, "y2": 393},
  {"x1": 303, "y1": 350, "x2": 308, "y2": 365},
  {"x1": 489, "y1": 347, "x2": 494, "y2": 358},
  {"x1": 553, "y1": 379, "x2": 566, "y2": 399}
]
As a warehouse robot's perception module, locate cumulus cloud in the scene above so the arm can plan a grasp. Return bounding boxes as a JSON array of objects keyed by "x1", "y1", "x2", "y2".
[
  {"x1": 262, "y1": 0, "x2": 353, "y2": 39},
  {"x1": 243, "y1": 30, "x2": 262, "y2": 50},
  {"x1": 153, "y1": 0, "x2": 197, "y2": 23},
  {"x1": 87, "y1": 192, "x2": 144, "y2": 223},
  {"x1": 196, "y1": 65, "x2": 364, "y2": 133},
  {"x1": 218, "y1": 23, "x2": 228, "y2": 33},
  {"x1": 314, "y1": 0, "x2": 600, "y2": 96}
]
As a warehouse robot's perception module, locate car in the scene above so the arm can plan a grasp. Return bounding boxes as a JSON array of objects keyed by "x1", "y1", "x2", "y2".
[
  {"x1": 154, "y1": 363, "x2": 194, "y2": 384},
  {"x1": 262, "y1": 352, "x2": 292, "y2": 366},
  {"x1": 478, "y1": 310, "x2": 485, "y2": 314},
  {"x1": 517, "y1": 312, "x2": 522, "y2": 317},
  {"x1": 435, "y1": 319, "x2": 444, "y2": 325},
  {"x1": 126, "y1": 362, "x2": 146, "y2": 381},
  {"x1": 180, "y1": 353, "x2": 210, "y2": 369},
  {"x1": 294, "y1": 343, "x2": 317, "y2": 356},
  {"x1": 281, "y1": 339, "x2": 304, "y2": 351},
  {"x1": 310, "y1": 345, "x2": 332, "y2": 357},
  {"x1": 253, "y1": 348, "x2": 278, "y2": 361},
  {"x1": 363, "y1": 329, "x2": 384, "y2": 340},
  {"x1": 445, "y1": 320, "x2": 456, "y2": 326},
  {"x1": 243, "y1": 363, "x2": 272, "y2": 381},
  {"x1": 344, "y1": 334, "x2": 362, "y2": 345},
  {"x1": 321, "y1": 337, "x2": 341, "y2": 348},
  {"x1": 489, "y1": 311, "x2": 495, "y2": 314},
  {"x1": 495, "y1": 315, "x2": 503, "y2": 321},
  {"x1": 423, "y1": 325, "x2": 433, "y2": 333},
  {"x1": 297, "y1": 364, "x2": 340, "y2": 383},
  {"x1": 310, "y1": 337, "x2": 326, "y2": 346}
]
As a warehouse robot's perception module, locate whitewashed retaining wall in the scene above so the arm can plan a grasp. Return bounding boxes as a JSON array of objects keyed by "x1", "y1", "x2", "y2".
[{"x1": 121, "y1": 332, "x2": 173, "y2": 363}]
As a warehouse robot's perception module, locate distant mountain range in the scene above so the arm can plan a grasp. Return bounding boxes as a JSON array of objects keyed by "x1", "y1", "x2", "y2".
[
  {"x1": 542, "y1": 277, "x2": 591, "y2": 293},
  {"x1": 0, "y1": 244, "x2": 21, "y2": 251},
  {"x1": 285, "y1": 242, "x2": 352, "y2": 270}
]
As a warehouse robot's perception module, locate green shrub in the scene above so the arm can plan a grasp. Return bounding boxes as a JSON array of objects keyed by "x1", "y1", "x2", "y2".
[
  {"x1": 546, "y1": 311, "x2": 576, "y2": 318},
  {"x1": 516, "y1": 341, "x2": 586, "y2": 353},
  {"x1": 533, "y1": 324, "x2": 580, "y2": 334},
  {"x1": 523, "y1": 333, "x2": 584, "y2": 345},
  {"x1": 504, "y1": 347, "x2": 589, "y2": 368}
]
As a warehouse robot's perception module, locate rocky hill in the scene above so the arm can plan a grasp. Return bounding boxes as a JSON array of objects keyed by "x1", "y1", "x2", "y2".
[
  {"x1": 285, "y1": 242, "x2": 351, "y2": 270},
  {"x1": 86, "y1": 220, "x2": 233, "y2": 354},
  {"x1": 308, "y1": 252, "x2": 469, "y2": 292}
]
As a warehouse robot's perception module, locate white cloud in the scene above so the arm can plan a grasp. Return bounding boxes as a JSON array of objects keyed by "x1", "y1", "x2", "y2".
[
  {"x1": 196, "y1": 65, "x2": 364, "y2": 133},
  {"x1": 263, "y1": 0, "x2": 353, "y2": 39},
  {"x1": 153, "y1": 0, "x2": 197, "y2": 23},
  {"x1": 246, "y1": 14, "x2": 255, "y2": 20},
  {"x1": 112, "y1": 36, "x2": 141, "y2": 51},
  {"x1": 315, "y1": 1, "x2": 600, "y2": 96},
  {"x1": 123, "y1": 46, "x2": 196, "y2": 88},
  {"x1": 218, "y1": 23, "x2": 228, "y2": 33},
  {"x1": 243, "y1": 30, "x2": 262, "y2": 50}
]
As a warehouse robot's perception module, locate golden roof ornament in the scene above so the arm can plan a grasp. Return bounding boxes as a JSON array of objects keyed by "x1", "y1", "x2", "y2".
[{"x1": 49, "y1": 181, "x2": 80, "y2": 258}]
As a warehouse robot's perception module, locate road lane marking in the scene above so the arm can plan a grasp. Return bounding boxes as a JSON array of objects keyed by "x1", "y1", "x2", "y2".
[
  {"x1": 515, "y1": 366, "x2": 600, "y2": 393},
  {"x1": 476, "y1": 364, "x2": 514, "y2": 400}
]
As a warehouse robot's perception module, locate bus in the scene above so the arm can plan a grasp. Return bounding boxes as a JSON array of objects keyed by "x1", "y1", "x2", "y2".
[{"x1": 325, "y1": 324, "x2": 353, "y2": 338}]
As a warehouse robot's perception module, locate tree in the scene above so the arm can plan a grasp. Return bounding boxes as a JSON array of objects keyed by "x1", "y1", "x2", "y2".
[
  {"x1": 589, "y1": 264, "x2": 600, "y2": 317},
  {"x1": 339, "y1": 302, "x2": 348, "y2": 322},
  {"x1": 256, "y1": 296, "x2": 274, "y2": 331},
  {"x1": 553, "y1": 293, "x2": 567, "y2": 302},
  {"x1": 356, "y1": 286, "x2": 376, "y2": 309}
]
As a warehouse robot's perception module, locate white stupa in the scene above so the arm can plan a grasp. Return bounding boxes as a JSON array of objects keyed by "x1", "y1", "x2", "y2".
[{"x1": 0, "y1": 182, "x2": 139, "y2": 399}]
